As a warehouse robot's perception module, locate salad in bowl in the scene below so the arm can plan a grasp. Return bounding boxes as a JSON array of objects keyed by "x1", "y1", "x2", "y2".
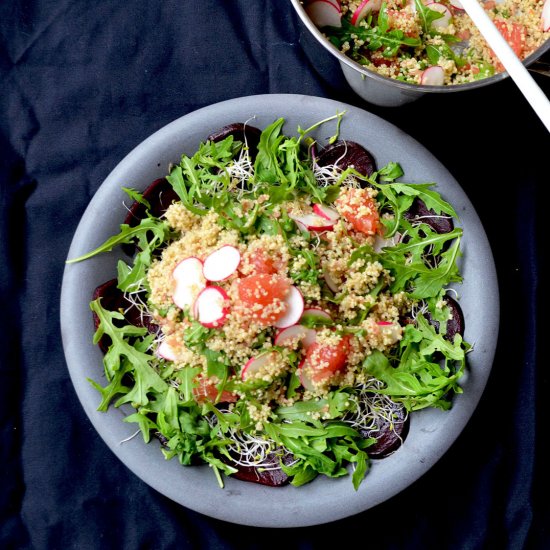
[{"x1": 68, "y1": 112, "x2": 471, "y2": 490}]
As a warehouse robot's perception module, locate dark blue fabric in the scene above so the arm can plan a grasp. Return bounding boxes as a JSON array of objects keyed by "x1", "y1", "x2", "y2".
[{"x1": 1, "y1": 1, "x2": 549, "y2": 548}]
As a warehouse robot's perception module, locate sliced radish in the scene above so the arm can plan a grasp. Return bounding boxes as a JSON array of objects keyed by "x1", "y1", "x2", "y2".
[
  {"x1": 350, "y1": 0, "x2": 382, "y2": 26},
  {"x1": 172, "y1": 257, "x2": 207, "y2": 310},
  {"x1": 242, "y1": 351, "x2": 278, "y2": 381},
  {"x1": 310, "y1": 0, "x2": 341, "y2": 10},
  {"x1": 298, "y1": 359, "x2": 316, "y2": 391},
  {"x1": 157, "y1": 340, "x2": 178, "y2": 361},
  {"x1": 273, "y1": 286, "x2": 305, "y2": 329},
  {"x1": 203, "y1": 245, "x2": 241, "y2": 282},
  {"x1": 449, "y1": 0, "x2": 464, "y2": 10},
  {"x1": 274, "y1": 324, "x2": 317, "y2": 348},
  {"x1": 289, "y1": 213, "x2": 336, "y2": 232},
  {"x1": 425, "y1": 2, "x2": 452, "y2": 28},
  {"x1": 194, "y1": 286, "x2": 230, "y2": 328},
  {"x1": 420, "y1": 65, "x2": 445, "y2": 85},
  {"x1": 323, "y1": 270, "x2": 340, "y2": 293},
  {"x1": 376, "y1": 321, "x2": 402, "y2": 345},
  {"x1": 300, "y1": 307, "x2": 332, "y2": 325},
  {"x1": 373, "y1": 233, "x2": 401, "y2": 252},
  {"x1": 305, "y1": 0, "x2": 342, "y2": 28},
  {"x1": 312, "y1": 203, "x2": 340, "y2": 222},
  {"x1": 543, "y1": 0, "x2": 550, "y2": 32}
]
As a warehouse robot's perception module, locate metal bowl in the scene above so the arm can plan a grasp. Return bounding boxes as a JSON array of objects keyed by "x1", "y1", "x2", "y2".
[{"x1": 290, "y1": 0, "x2": 550, "y2": 107}]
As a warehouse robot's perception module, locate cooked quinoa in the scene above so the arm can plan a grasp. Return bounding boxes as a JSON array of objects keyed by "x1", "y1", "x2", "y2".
[
  {"x1": 148, "y1": 193, "x2": 411, "y2": 421},
  {"x1": 319, "y1": 0, "x2": 549, "y2": 85}
]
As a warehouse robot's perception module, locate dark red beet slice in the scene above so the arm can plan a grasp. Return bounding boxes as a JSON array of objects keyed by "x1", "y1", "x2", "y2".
[
  {"x1": 360, "y1": 405, "x2": 409, "y2": 459},
  {"x1": 425, "y1": 295, "x2": 465, "y2": 342},
  {"x1": 123, "y1": 178, "x2": 179, "y2": 227},
  {"x1": 316, "y1": 140, "x2": 376, "y2": 178},
  {"x1": 229, "y1": 451, "x2": 294, "y2": 487},
  {"x1": 206, "y1": 122, "x2": 262, "y2": 161},
  {"x1": 403, "y1": 198, "x2": 454, "y2": 234},
  {"x1": 92, "y1": 279, "x2": 158, "y2": 353}
]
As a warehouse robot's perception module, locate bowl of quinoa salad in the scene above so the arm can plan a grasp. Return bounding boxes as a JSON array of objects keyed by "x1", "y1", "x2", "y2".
[
  {"x1": 291, "y1": 0, "x2": 550, "y2": 106},
  {"x1": 61, "y1": 94, "x2": 499, "y2": 526}
]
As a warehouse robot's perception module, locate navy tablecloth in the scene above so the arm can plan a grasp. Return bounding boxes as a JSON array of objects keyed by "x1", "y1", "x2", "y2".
[{"x1": 1, "y1": 1, "x2": 549, "y2": 548}]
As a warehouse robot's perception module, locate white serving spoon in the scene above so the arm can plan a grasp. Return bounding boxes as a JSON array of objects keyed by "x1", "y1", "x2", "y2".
[{"x1": 458, "y1": 0, "x2": 550, "y2": 132}]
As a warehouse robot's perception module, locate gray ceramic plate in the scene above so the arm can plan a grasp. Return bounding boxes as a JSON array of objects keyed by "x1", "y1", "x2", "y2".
[{"x1": 60, "y1": 94, "x2": 498, "y2": 528}]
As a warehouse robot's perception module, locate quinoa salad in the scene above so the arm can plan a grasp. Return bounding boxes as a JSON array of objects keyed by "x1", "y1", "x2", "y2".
[
  {"x1": 304, "y1": 0, "x2": 550, "y2": 85},
  {"x1": 70, "y1": 115, "x2": 471, "y2": 488}
]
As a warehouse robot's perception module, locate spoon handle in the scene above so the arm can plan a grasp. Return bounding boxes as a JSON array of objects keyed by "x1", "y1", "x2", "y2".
[{"x1": 460, "y1": 0, "x2": 550, "y2": 132}]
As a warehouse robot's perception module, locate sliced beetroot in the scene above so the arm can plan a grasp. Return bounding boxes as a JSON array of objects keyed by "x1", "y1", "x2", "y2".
[
  {"x1": 229, "y1": 451, "x2": 295, "y2": 487},
  {"x1": 206, "y1": 122, "x2": 262, "y2": 161},
  {"x1": 425, "y1": 295, "x2": 465, "y2": 342},
  {"x1": 123, "y1": 178, "x2": 179, "y2": 227},
  {"x1": 122, "y1": 177, "x2": 179, "y2": 256},
  {"x1": 403, "y1": 197, "x2": 454, "y2": 234},
  {"x1": 360, "y1": 405, "x2": 409, "y2": 459},
  {"x1": 316, "y1": 140, "x2": 376, "y2": 178},
  {"x1": 92, "y1": 279, "x2": 158, "y2": 353}
]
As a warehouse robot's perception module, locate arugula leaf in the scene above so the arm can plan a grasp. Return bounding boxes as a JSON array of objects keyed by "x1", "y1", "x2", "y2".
[
  {"x1": 326, "y1": 13, "x2": 421, "y2": 60},
  {"x1": 66, "y1": 217, "x2": 169, "y2": 264},
  {"x1": 90, "y1": 299, "x2": 167, "y2": 408},
  {"x1": 122, "y1": 187, "x2": 150, "y2": 209}
]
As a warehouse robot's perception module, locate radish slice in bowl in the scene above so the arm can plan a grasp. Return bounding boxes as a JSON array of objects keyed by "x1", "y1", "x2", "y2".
[
  {"x1": 289, "y1": 213, "x2": 336, "y2": 232},
  {"x1": 305, "y1": 0, "x2": 342, "y2": 28},
  {"x1": 203, "y1": 245, "x2": 241, "y2": 282},
  {"x1": 242, "y1": 351, "x2": 279, "y2": 381},
  {"x1": 420, "y1": 65, "x2": 445, "y2": 85},
  {"x1": 425, "y1": 2, "x2": 452, "y2": 28},
  {"x1": 323, "y1": 270, "x2": 340, "y2": 293},
  {"x1": 194, "y1": 286, "x2": 230, "y2": 328},
  {"x1": 172, "y1": 257, "x2": 207, "y2": 310},
  {"x1": 300, "y1": 307, "x2": 332, "y2": 324},
  {"x1": 351, "y1": 0, "x2": 382, "y2": 26},
  {"x1": 157, "y1": 340, "x2": 178, "y2": 361},
  {"x1": 273, "y1": 286, "x2": 305, "y2": 329},
  {"x1": 297, "y1": 359, "x2": 316, "y2": 392},
  {"x1": 449, "y1": 0, "x2": 464, "y2": 11},
  {"x1": 274, "y1": 324, "x2": 317, "y2": 348},
  {"x1": 312, "y1": 203, "x2": 340, "y2": 222}
]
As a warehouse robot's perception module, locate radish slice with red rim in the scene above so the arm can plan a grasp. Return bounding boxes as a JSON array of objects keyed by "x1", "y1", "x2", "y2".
[
  {"x1": 449, "y1": 0, "x2": 464, "y2": 10},
  {"x1": 305, "y1": 0, "x2": 342, "y2": 28},
  {"x1": 420, "y1": 65, "x2": 445, "y2": 85},
  {"x1": 194, "y1": 286, "x2": 230, "y2": 328},
  {"x1": 242, "y1": 351, "x2": 278, "y2": 381},
  {"x1": 323, "y1": 270, "x2": 340, "y2": 293},
  {"x1": 312, "y1": 203, "x2": 340, "y2": 222},
  {"x1": 203, "y1": 245, "x2": 241, "y2": 282},
  {"x1": 350, "y1": 0, "x2": 382, "y2": 26},
  {"x1": 172, "y1": 257, "x2": 207, "y2": 310},
  {"x1": 375, "y1": 321, "x2": 402, "y2": 345},
  {"x1": 300, "y1": 307, "x2": 332, "y2": 325},
  {"x1": 157, "y1": 340, "x2": 178, "y2": 361},
  {"x1": 289, "y1": 213, "x2": 336, "y2": 232},
  {"x1": 274, "y1": 324, "x2": 317, "y2": 348},
  {"x1": 273, "y1": 286, "x2": 305, "y2": 329},
  {"x1": 425, "y1": 2, "x2": 452, "y2": 28}
]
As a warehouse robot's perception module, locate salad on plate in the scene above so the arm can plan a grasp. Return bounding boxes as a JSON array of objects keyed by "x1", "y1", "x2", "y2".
[{"x1": 69, "y1": 114, "x2": 470, "y2": 489}]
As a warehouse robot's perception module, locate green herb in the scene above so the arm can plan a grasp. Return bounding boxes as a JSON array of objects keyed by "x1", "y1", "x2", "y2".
[{"x1": 326, "y1": 12, "x2": 421, "y2": 59}]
